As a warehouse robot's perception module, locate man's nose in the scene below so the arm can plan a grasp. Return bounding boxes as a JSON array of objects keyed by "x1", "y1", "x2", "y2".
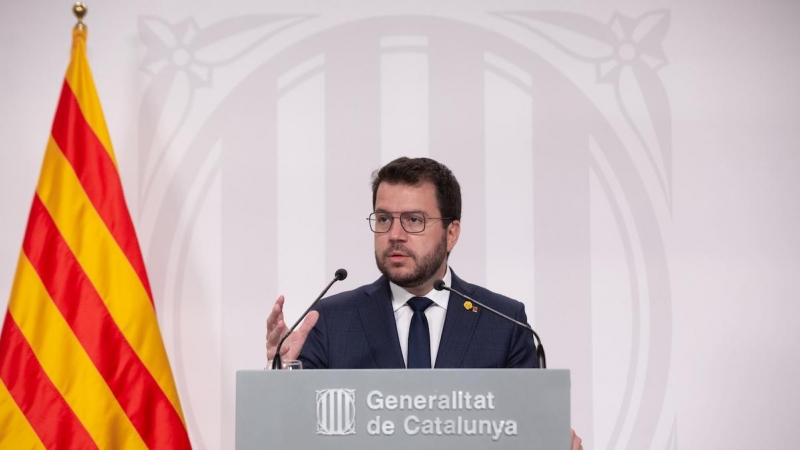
[{"x1": 387, "y1": 217, "x2": 408, "y2": 240}]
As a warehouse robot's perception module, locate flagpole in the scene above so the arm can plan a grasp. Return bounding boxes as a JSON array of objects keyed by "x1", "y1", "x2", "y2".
[{"x1": 73, "y1": 2, "x2": 87, "y2": 30}]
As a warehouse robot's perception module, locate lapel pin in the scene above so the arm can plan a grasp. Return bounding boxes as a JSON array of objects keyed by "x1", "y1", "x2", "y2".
[
  {"x1": 472, "y1": 306, "x2": 478, "y2": 313},
  {"x1": 463, "y1": 301, "x2": 472, "y2": 311}
]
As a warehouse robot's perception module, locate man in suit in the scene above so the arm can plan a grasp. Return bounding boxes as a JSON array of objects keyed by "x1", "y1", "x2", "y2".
[{"x1": 266, "y1": 157, "x2": 582, "y2": 448}]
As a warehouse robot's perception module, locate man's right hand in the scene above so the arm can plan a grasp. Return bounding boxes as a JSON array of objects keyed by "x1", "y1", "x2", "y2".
[{"x1": 266, "y1": 295, "x2": 319, "y2": 366}]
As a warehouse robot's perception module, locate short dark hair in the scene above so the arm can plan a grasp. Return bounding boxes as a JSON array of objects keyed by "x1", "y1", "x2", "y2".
[{"x1": 371, "y1": 157, "x2": 462, "y2": 224}]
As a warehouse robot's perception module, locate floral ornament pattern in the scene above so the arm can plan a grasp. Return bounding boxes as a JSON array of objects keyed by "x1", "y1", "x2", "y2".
[
  {"x1": 596, "y1": 11, "x2": 669, "y2": 83},
  {"x1": 140, "y1": 18, "x2": 212, "y2": 89},
  {"x1": 496, "y1": 10, "x2": 673, "y2": 206}
]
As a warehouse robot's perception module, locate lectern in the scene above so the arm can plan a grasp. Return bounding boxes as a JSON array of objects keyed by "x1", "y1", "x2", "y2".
[{"x1": 236, "y1": 369, "x2": 570, "y2": 450}]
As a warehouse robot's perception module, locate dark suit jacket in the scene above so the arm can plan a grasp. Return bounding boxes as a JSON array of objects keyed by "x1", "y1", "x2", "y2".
[{"x1": 298, "y1": 269, "x2": 538, "y2": 369}]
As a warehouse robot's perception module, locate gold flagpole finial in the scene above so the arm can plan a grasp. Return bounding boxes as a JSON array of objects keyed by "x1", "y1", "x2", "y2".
[{"x1": 73, "y1": 2, "x2": 88, "y2": 31}]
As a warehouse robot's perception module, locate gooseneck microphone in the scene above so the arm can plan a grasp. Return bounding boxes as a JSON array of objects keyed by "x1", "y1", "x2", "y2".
[
  {"x1": 272, "y1": 268, "x2": 348, "y2": 370},
  {"x1": 433, "y1": 279, "x2": 547, "y2": 369}
]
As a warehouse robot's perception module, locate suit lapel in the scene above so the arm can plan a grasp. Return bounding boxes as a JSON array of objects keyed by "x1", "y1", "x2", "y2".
[
  {"x1": 434, "y1": 271, "x2": 481, "y2": 368},
  {"x1": 358, "y1": 277, "x2": 405, "y2": 368}
]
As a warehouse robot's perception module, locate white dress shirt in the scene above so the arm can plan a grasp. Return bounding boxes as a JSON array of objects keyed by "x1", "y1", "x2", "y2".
[{"x1": 390, "y1": 267, "x2": 452, "y2": 368}]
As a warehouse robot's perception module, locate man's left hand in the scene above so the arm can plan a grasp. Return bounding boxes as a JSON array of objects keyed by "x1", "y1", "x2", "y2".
[{"x1": 571, "y1": 429, "x2": 583, "y2": 450}]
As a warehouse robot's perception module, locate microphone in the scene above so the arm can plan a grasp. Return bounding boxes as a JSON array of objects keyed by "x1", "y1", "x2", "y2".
[
  {"x1": 272, "y1": 269, "x2": 348, "y2": 370},
  {"x1": 433, "y1": 279, "x2": 547, "y2": 369}
]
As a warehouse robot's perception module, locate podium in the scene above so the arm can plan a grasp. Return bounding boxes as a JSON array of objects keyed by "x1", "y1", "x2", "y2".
[{"x1": 236, "y1": 369, "x2": 570, "y2": 449}]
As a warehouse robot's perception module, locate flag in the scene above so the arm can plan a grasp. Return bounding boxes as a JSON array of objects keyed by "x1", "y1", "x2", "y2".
[{"x1": 0, "y1": 25, "x2": 192, "y2": 449}]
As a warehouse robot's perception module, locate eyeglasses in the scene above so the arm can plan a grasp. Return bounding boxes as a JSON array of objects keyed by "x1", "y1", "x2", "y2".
[{"x1": 367, "y1": 212, "x2": 451, "y2": 234}]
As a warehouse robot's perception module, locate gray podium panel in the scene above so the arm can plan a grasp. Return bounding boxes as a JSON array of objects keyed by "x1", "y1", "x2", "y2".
[{"x1": 236, "y1": 369, "x2": 570, "y2": 450}]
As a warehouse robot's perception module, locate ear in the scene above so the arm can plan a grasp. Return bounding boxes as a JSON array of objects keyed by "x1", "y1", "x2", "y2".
[{"x1": 446, "y1": 220, "x2": 460, "y2": 253}]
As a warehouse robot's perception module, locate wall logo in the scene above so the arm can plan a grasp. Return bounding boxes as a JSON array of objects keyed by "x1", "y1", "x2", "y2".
[
  {"x1": 316, "y1": 389, "x2": 356, "y2": 436},
  {"x1": 139, "y1": 9, "x2": 675, "y2": 449}
]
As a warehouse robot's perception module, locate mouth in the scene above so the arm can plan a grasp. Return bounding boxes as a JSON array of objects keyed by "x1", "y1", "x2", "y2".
[
  {"x1": 388, "y1": 252, "x2": 407, "y2": 262},
  {"x1": 386, "y1": 249, "x2": 412, "y2": 263}
]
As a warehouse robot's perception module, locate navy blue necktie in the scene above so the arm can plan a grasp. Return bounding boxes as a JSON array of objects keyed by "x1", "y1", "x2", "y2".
[{"x1": 407, "y1": 297, "x2": 434, "y2": 368}]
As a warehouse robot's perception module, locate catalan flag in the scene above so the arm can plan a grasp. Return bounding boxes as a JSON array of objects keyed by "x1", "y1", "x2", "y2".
[{"x1": 0, "y1": 25, "x2": 192, "y2": 449}]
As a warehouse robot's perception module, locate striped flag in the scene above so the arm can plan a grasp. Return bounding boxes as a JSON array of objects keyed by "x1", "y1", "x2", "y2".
[{"x1": 0, "y1": 26, "x2": 192, "y2": 449}]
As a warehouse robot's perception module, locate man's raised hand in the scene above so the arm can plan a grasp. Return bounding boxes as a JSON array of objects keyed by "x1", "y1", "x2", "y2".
[{"x1": 266, "y1": 295, "x2": 319, "y2": 365}]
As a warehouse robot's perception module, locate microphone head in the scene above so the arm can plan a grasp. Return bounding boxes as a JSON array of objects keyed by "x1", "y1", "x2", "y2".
[
  {"x1": 433, "y1": 279, "x2": 446, "y2": 291},
  {"x1": 334, "y1": 268, "x2": 348, "y2": 281}
]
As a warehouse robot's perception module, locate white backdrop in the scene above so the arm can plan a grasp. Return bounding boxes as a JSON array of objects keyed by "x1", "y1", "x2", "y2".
[{"x1": 1, "y1": 1, "x2": 799, "y2": 449}]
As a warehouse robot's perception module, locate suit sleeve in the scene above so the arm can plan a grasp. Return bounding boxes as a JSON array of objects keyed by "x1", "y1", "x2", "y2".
[{"x1": 506, "y1": 302, "x2": 540, "y2": 368}]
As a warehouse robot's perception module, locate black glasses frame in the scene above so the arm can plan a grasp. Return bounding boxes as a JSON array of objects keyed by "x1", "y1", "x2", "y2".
[{"x1": 367, "y1": 212, "x2": 452, "y2": 234}]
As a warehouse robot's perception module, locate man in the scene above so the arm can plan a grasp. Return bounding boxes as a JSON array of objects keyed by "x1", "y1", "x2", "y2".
[{"x1": 266, "y1": 157, "x2": 582, "y2": 448}]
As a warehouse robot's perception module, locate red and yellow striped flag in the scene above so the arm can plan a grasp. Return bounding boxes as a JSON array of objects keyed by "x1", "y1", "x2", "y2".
[{"x1": 0, "y1": 26, "x2": 192, "y2": 449}]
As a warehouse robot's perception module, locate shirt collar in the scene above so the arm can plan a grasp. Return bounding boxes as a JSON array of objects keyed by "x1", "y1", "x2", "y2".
[{"x1": 390, "y1": 267, "x2": 452, "y2": 312}]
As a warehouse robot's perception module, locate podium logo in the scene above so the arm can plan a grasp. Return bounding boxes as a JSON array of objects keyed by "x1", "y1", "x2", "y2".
[{"x1": 316, "y1": 389, "x2": 356, "y2": 436}]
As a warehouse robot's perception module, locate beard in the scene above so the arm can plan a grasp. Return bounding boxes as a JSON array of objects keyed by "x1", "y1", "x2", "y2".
[{"x1": 375, "y1": 233, "x2": 448, "y2": 289}]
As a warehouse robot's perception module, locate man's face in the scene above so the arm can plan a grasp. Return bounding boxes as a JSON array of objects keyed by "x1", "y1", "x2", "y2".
[{"x1": 373, "y1": 182, "x2": 460, "y2": 294}]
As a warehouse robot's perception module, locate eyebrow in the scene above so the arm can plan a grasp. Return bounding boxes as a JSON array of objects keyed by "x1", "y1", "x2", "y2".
[{"x1": 374, "y1": 209, "x2": 427, "y2": 215}]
